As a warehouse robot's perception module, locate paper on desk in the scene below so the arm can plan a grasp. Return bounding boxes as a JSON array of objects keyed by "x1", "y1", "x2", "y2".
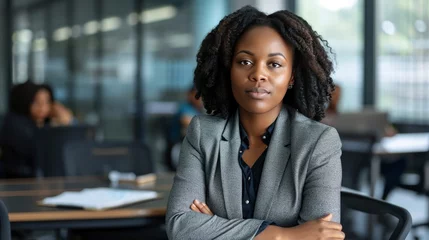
[{"x1": 41, "y1": 188, "x2": 159, "y2": 210}]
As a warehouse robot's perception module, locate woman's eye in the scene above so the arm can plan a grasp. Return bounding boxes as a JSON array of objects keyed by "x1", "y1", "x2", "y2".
[
  {"x1": 270, "y1": 62, "x2": 282, "y2": 68},
  {"x1": 239, "y1": 60, "x2": 252, "y2": 65}
]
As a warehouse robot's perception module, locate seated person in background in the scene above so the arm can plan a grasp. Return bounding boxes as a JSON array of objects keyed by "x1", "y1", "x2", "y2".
[
  {"x1": 169, "y1": 85, "x2": 204, "y2": 144},
  {"x1": 322, "y1": 83, "x2": 405, "y2": 200},
  {"x1": 166, "y1": 6, "x2": 344, "y2": 240},
  {"x1": 321, "y1": 85, "x2": 341, "y2": 126},
  {"x1": 166, "y1": 86, "x2": 203, "y2": 170},
  {"x1": 0, "y1": 81, "x2": 75, "y2": 178}
]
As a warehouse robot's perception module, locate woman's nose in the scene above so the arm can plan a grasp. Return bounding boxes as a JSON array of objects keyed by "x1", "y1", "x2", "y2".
[{"x1": 249, "y1": 64, "x2": 267, "y2": 82}]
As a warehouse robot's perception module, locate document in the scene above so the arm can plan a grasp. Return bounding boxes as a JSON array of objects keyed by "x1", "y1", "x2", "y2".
[{"x1": 41, "y1": 188, "x2": 159, "y2": 210}]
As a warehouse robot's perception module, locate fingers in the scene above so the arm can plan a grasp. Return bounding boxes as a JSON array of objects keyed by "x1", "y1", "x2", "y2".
[
  {"x1": 317, "y1": 213, "x2": 343, "y2": 232},
  {"x1": 322, "y1": 229, "x2": 345, "y2": 239},
  {"x1": 194, "y1": 199, "x2": 213, "y2": 215},
  {"x1": 321, "y1": 221, "x2": 343, "y2": 231},
  {"x1": 200, "y1": 202, "x2": 214, "y2": 215},
  {"x1": 190, "y1": 199, "x2": 214, "y2": 216},
  {"x1": 190, "y1": 203, "x2": 202, "y2": 213},
  {"x1": 320, "y1": 213, "x2": 333, "y2": 221}
]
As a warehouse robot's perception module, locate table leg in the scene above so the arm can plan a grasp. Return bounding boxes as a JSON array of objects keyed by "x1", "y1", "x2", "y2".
[
  {"x1": 370, "y1": 156, "x2": 381, "y2": 197},
  {"x1": 368, "y1": 156, "x2": 381, "y2": 239}
]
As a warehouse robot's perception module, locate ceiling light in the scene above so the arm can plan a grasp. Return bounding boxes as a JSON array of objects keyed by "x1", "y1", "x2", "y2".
[
  {"x1": 84, "y1": 20, "x2": 100, "y2": 35},
  {"x1": 53, "y1": 27, "x2": 72, "y2": 41},
  {"x1": 101, "y1": 16, "x2": 122, "y2": 32},
  {"x1": 141, "y1": 5, "x2": 177, "y2": 24}
]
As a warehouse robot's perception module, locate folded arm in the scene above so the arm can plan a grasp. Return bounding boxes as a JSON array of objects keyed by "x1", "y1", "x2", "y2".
[
  {"x1": 166, "y1": 118, "x2": 344, "y2": 240},
  {"x1": 166, "y1": 117, "x2": 264, "y2": 240},
  {"x1": 298, "y1": 127, "x2": 343, "y2": 224}
]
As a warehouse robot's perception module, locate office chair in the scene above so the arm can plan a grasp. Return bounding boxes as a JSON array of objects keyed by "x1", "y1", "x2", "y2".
[
  {"x1": 338, "y1": 131, "x2": 378, "y2": 190},
  {"x1": 64, "y1": 141, "x2": 158, "y2": 239},
  {"x1": 0, "y1": 200, "x2": 11, "y2": 240},
  {"x1": 63, "y1": 141, "x2": 153, "y2": 176},
  {"x1": 36, "y1": 125, "x2": 96, "y2": 177},
  {"x1": 341, "y1": 189, "x2": 412, "y2": 240},
  {"x1": 0, "y1": 115, "x2": 4, "y2": 129},
  {"x1": 403, "y1": 150, "x2": 429, "y2": 239}
]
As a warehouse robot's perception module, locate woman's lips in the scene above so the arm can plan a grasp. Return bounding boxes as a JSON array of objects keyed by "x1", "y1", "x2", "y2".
[{"x1": 245, "y1": 87, "x2": 270, "y2": 100}]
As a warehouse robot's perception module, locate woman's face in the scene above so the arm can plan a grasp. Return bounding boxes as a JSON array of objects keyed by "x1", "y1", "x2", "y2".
[
  {"x1": 30, "y1": 89, "x2": 52, "y2": 123},
  {"x1": 230, "y1": 26, "x2": 294, "y2": 115}
]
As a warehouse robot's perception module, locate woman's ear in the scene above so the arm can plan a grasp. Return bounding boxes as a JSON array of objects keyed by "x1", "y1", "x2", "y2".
[{"x1": 288, "y1": 76, "x2": 295, "y2": 89}]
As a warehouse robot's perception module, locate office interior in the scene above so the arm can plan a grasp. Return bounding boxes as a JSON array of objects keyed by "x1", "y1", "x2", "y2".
[{"x1": 0, "y1": 0, "x2": 428, "y2": 239}]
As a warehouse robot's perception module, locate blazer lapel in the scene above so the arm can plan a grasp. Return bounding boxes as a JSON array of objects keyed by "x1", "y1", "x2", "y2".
[
  {"x1": 219, "y1": 111, "x2": 243, "y2": 219},
  {"x1": 254, "y1": 107, "x2": 292, "y2": 220}
]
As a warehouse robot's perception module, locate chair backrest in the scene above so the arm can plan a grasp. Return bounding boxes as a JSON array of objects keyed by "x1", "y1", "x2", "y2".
[
  {"x1": 0, "y1": 200, "x2": 11, "y2": 240},
  {"x1": 341, "y1": 189, "x2": 412, "y2": 240},
  {"x1": 35, "y1": 125, "x2": 96, "y2": 177},
  {"x1": 63, "y1": 141, "x2": 153, "y2": 176},
  {"x1": 0, "y1": 115, "x2": 4, "y2": 130},
  {"x1": 332, "y1": 110, "x2": 388, "y2": 139},
  {"x1": 338, "y1": 131, "x2": 377, "y2": 189}
]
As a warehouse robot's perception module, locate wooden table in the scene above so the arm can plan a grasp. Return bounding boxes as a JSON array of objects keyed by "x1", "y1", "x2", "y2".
[{"x1": 0, "y1": 173, "x2": 174, "y2": 230}]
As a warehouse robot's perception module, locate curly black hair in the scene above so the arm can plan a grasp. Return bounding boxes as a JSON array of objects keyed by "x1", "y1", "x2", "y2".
[
  {"x1": 9, "y1": 80, "x2": 54, "y2": 118},
  {"x1": 194, "y1": 6, "x2": 335, "y2": 121}
]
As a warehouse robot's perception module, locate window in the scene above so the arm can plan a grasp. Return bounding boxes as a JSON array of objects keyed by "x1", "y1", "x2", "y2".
[
  {"x1": 12, "y1": 11, "x2": 31, "y2": 84},
  {"x1": 298, "y1": 0, "x2": 364, "y2": 112},
  {"x1": 376, "y1": 0, "x2": 429, "y2": 124},
  {"x1": 48, "y1": 0, "x2": 68, "y2": 104},
  {"x1": 72, "y1": 0, "x2": 97, "y2": 125},
  {"x1": 100, "y1": 0, "x2": 135, "y2": 140}
]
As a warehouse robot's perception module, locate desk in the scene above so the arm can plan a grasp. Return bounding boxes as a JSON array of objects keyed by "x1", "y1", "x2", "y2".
[
  {"x1": 374, "y1": 133, "x2": 429, "y2": 155},
  {"x1": 369, "y1": 133, "x2": 429, "y2": 197},
  {"x1": 0, "y1": 173, "x2": 174, "y2": 230}
]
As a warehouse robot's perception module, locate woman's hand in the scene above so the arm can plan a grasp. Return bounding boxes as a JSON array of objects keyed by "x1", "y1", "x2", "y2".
[
  {"x1": 280, "y1": 214, "x2": 345, "y2": 240},
  {"x1": 50, "y1": 102, "x2": 73, "y2": 126},
  {"x1": 190, "y1": 199, "x2": 213, "y2": 216},
  {"x1": 190, "y1": 200, "x2": 344, "y2": 240}
]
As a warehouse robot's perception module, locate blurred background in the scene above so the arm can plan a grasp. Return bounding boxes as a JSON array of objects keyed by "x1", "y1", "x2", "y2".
[
  {"x1": 0, "y1": 0, "x2": 428, "y2": 239},
  {"x1": 1, "y1": 0, "x2": 428, "y2": 168}
]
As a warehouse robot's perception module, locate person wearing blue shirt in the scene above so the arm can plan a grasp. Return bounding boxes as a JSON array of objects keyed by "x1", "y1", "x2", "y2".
[
  {"x1": 166, "y1": 86, "x2": 203, "y2": 169},
  {"x1": 170, "y1": 87, "x2": 203, "y2": 143}
]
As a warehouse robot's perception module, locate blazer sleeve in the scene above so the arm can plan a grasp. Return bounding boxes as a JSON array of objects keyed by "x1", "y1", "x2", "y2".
[
  {"x1": 298, "y1": 127, "x2": 342, "y2": 223},
  {"x1": 166, "y1": 117, "x2": 265, "y2": 240}
]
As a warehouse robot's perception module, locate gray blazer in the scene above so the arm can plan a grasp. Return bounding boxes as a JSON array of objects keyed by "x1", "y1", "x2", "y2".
[{"x1": 166, "y1": 106, "x2": 342, "y2": 240}]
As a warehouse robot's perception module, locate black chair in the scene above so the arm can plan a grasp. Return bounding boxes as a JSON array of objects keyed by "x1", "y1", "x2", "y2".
[
  {"x1": 64, "y1": 141, "x2": 158, "y2": 239},
  {"x1": 341, "y1": 188, "x2": 412, "y2": 240},
  {"x1": 338, "y1": 131, "x2": 378, "y2": 191},
  {"x1": 0, "y1": 200, "x2": 11, "y2": 240},
  {"x1": 0, "y1": 115, "x2": 4, "y2": 130},
  {"x1": 35, "y1": 125, "x2": 96, "y2": 177},
  {"x1": 402, "y1": 149, "x2": 429, "y2": 239},
  {"x1": 63, "y1": 141, "x2": 153, "y2": 176}
]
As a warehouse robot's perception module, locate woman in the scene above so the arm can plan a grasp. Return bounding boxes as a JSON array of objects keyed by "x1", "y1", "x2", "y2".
[
  {"x1": 0, "y1": 81, "x2": 74, "y2": 178},
  {"x1": 166, "y1": 6, "x2": 344, "y2": 240}
]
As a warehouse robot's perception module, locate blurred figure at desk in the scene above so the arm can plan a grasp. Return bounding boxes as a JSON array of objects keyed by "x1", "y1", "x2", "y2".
[
  {"x1": 170, "y1": 85, "x2": 204, "y2": 143},
  {"x1": 322, "y1": 85, "x2": 341, "y2": 126},
  {"x1": 322, "y1": 84, "x2": 405, "y2": 200},
  {"x1": 0, "y1": 81, "x2": 75, "y2": 178},
  {"x1": 166, "y1": 85, "x2": 204, "y2": 170}
]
